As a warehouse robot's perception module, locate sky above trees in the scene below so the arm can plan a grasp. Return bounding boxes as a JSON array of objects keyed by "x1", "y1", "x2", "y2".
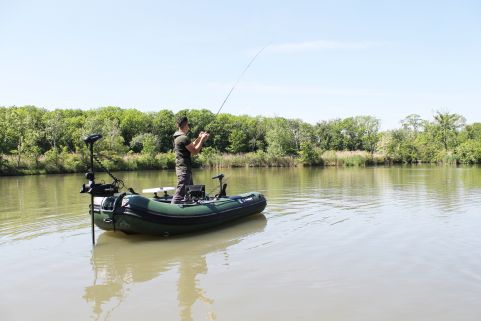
[{"x1": 1, "y1": 0, "x2": 480, "y2": 129}]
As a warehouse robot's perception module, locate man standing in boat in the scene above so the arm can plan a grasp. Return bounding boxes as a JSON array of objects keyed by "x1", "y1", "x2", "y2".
[{"x1": 171, "y1": 116, "x2": 210, "y2": 204}]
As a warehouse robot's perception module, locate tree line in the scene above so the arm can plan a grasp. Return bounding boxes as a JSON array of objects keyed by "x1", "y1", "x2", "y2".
[{"x1": 1, "y1": 105, "x2": 480, "y2": 174}]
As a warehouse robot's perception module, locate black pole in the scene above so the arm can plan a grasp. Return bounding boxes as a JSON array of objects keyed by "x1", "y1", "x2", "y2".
[
  {"x1": 81, "y1": 134, "x2": 104, "y2": 245},
  {"x1": 89, "y1": 142, "x2": 95, "y2": 245}
]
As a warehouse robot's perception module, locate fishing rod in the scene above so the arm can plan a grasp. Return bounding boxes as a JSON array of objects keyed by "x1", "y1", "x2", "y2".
[
  {"x1": 204, "y1": 46, "x2": 268, "y2": 197},
  {"x1": 213, "y1": 45, "x2": 267, "y2": 117},
  {"x1": 204, "y1": 45, "x2": 267, "y2": 134}
]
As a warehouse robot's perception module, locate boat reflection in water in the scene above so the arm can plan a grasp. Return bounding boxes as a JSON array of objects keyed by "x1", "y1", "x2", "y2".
[{"x1": 83, "y1": 214, "x2": 267, "y2": 321}]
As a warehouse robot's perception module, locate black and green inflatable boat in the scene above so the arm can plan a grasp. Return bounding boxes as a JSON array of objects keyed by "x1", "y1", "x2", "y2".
[
  {"x1": 92, "y1": 191, "x2": 266, "y2": 235},
  {"x1": 80, "y1": 134, "x2": 267, "y2": 241}
]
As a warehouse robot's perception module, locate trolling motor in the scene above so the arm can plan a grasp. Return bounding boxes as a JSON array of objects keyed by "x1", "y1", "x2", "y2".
[
  {"x1": 80, "y1": 134, "x2": 122, "y2": 245},
  {"x1": 80, "y1": 134, "x2": 121, "y2": 197}
]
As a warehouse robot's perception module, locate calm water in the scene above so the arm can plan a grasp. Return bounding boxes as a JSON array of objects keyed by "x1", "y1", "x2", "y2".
[{"x1": 1, "y1": 167, "x2": 481, "y2": 321}]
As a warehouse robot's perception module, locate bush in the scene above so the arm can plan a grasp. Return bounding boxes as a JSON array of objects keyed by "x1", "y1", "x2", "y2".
[
  {"x1": 136, "y1": 154, "x2": 158, "y2": 169},
  {"x1": 439, "y1": 150, "x2": 457, "y2": 165},
  {"x1": 298, "y1": 142, "x2": 322, "y2": 166},
  {"x1": 320, "y1": 150, "x2": 383, "y2": 166},
  {"x1": 155, "y1": 152, "x2": 176, "y2": 169},
  {"x1": 248, "y1": 150, "x2": 268, "y2": 167},
  {"x1": 97, "y1": 154, "x2": 125, "y2": 172},
  {"x1": 344, "y1": 154, "x2": 365, "y2": 166},
  {"x1": 0, "y1": 156, "x2": 7, "y2": 171},
  {"x1": 197, "y1": 147, "x2": 220, "y2": 167},
  {"x1": 456, "y1": 140, "x2": 481, "y2": 164},
  {"x1": 43, "y1": 148, "x2": 62, "y2": 173},
  {"x1": 123, "y1": 152, "x2": 139, "y2": 171}
]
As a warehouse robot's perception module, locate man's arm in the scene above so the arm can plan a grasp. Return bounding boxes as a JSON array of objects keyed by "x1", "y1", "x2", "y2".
[{"x1": 186, "y1": 132, "x2": 209, "y2": 155}]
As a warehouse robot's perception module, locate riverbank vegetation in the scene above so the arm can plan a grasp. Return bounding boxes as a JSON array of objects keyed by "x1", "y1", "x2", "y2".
[{"x1": 1, "y1": 105, "x2": 480, "y2": 175}]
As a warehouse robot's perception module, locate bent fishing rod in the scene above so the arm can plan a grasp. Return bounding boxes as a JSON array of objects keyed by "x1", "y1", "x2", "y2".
[
  {"x1": 203, "y1": 45, "x2": 267, "y2": 134},
  {"x1": 214, "y1": 45, "x2": 267, "y2": 118},
  {"x1": 204, "y1": 46, "x2": 268, "y2": 196}
]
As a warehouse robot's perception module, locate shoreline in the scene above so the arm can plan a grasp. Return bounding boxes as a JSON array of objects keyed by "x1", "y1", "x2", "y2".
[{"x1": 0, "y1": 150, "x2": 470, "y2": 177}]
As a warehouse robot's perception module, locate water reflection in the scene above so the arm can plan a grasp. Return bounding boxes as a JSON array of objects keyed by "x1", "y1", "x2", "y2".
[
  {"x1": 83, "y1": 214, "x2": 267, "y2": 321},
  {"x1": 177, "y1": 255, "x2": 214, "y2": 321}
]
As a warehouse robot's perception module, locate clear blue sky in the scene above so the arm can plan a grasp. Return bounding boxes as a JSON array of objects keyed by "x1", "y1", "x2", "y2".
[{"x1": 1, "y1": 0, "x2": 480, "y2": 129}]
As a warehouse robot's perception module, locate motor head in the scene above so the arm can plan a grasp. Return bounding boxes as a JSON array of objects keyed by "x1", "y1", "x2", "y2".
[
  {"x1": 84, "y1": 134, "x2": 103, "y2": 145},
  {"x1": 85, "y1": 171, "x2": 95, "y2": 181}
]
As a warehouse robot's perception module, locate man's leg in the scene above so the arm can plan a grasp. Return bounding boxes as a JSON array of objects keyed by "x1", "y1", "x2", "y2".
[{"x1": 171, "y1": 170, "x2": 192, "y2": 204}]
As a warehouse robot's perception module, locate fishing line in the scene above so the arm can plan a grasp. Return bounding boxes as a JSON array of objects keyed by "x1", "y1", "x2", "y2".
[
  {"x1": 213, "y1": 45, "x2": 268, "y2": 117},
  {"x1": 204, "y1": 45, "x2": 268, "y2": 197}
]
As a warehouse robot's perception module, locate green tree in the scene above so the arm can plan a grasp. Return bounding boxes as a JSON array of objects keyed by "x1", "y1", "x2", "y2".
[
  {"x1": 401, "y1": 114, "x2": 423, "y2": 133},
  {"x1": 357, "y1": 116, "x2": 380, "y2": 155},
  {"x1": 245, "y1": 116, "x2": 267, "y2": 152},
  {"x1": 152, "y1": 110, "x2": 176, "y2": 152},
  {"x1": 120, "y1": 108, "x2": 152, "y2": 146},
  {"x1": 285, "y1": 119, "x2": 315, "y2": 152},
  {"x1": 459, "y1": 123, "x2": 481, "y2": 142},
  {"x1": 416, "y1": 122, "x2": 444, "y2": 162},
  {"x1": 0, "y1": 108, "x2": 8, "y2": 168},
  {"x1": 207, "y1": 113, "x2": 234, "y2": 152},
  {"x1": 80, "y1": 114, "x2": 126, "y2": 155},
  {"x1": 102, "y1": 118, "x2": 126, "y2": 154},
  {"x1": 432, "y1": 111, "x2": 465, "y2": 152},
  {"x1": 456, "y1": 140, "x2": 481, "y2": 164},
  {"x1": 265, "y1": 117, "x2": 297, "y2": 156},
  {"x1": 314, "y1": 120, "x2": 333, "y2": 150},
  {"x1": 227, "y1": 127, "x2": 248, "y2": 153},
  {"x1": 7, "y1": 106, "x2": 47, "y2": 167},
  {"x1": 299, "y1": 141, "x2": 319, "y2": 165},
  {"x1": 96, "y1": 106, "x2": 124, "y2": 123},
  {"x1": 340, "y1": 117, "x2": 363, "y2": 150},
  {"x1": 60, "y1": 109, "x2": 86, "y2": 152},
  {"x1": 378, "y1": 129, "x2": 418, "y2": 163},
  {"x1": 44, "y1": 110, "x2": 65, "y2": 150},
  {"x1": 131, "y1": 133, "x2": 160, "y2": 155},
  {"x1": 186, "y1": 109, "x2": 215, "y2": 137}
]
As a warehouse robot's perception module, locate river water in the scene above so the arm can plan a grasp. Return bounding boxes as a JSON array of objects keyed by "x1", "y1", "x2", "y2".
[{"x1": 1, "y1": 166, "x2": 481, "y2": 321}]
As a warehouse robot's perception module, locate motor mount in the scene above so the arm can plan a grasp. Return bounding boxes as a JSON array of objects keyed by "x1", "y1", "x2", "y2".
[{"x1": 80, "y1": 181, "x2": 119, "y2": 197}]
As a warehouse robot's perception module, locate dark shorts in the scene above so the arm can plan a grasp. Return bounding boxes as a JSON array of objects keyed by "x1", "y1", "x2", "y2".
[{"x1": 171, "y1": 169, "x2": 193, "y2": 204}]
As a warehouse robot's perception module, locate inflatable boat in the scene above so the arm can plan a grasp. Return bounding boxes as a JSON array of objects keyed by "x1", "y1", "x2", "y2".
[{"x1": 92, "y1": 190, "x2": 266, "y2": 235}]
